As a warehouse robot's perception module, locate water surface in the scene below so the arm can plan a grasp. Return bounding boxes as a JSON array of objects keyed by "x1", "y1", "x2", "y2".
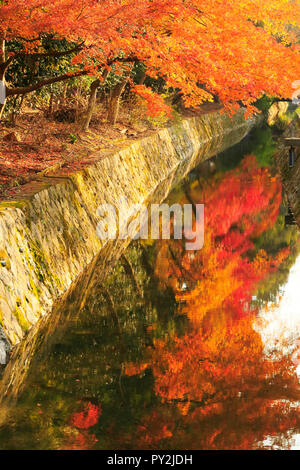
[{"x1": 0, "y1": 124, "x2": 299, "y2": 450}]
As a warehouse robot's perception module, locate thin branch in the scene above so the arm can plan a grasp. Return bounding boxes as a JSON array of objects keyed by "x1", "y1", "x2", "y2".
[
  {"x1": 6, "y1": 70, "x2": 88, "y2": 97},
  {"x1": 1, "y1": 43, "x2": 84, "y2": 75},
  {"x1": 13, "y1": 43, "x2": 83, "y2": 61},
  {"x1": 15, "y1": 36, "x2": 42, "y2": 43},
  {"x1": 3, "y1": 50, "x2": 139, "y2": 98},
  {"x1": 107, "y1": 54, "x2": 139, "y2": 66},
  {"x1": 0, "y1": 55, "x2": 14, "y2": 73}
]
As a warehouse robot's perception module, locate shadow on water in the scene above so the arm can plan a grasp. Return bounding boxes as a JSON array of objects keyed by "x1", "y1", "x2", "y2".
[{"x1": 0, "y1": 124, "x2": 300, "y2": 450}]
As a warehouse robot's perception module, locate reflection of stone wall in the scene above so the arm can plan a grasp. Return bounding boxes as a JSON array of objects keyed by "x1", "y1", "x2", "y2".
[
  {"x1": 274, "y1": 117, "x2": 300, "y2": 228},
  {"x1": 0, "y1": 109, "x2": 254, "y2": 347},
  {"x1": 0, "y1": 243, "x2": 148, "y2": 400},
  {"x1": 0, "y1": 326, "x2": 9, "y2": 365}
]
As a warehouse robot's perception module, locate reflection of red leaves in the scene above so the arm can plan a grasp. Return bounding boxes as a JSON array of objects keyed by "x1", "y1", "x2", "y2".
[
  {"x1": 70, "y1": 402, "x2": 101, "y2": 430},
  {"x1": 64, "y1": 402, "x2": 101, "y2": 450},
  {"x1": 123, "y1": 152, "x2": 298, "y2": 450},
  {"x1": 154, "y1": 154, "x2": 287, "y2": 322},
  {"x1": 63, "y1": 431, "x2": 98, "y2": 450},
  {"x1": 138, "y1": 411, "x2": 174, "y2": 448},
  {"x1": 125, "y1": 362, "x2": 149, "y2": 377}
]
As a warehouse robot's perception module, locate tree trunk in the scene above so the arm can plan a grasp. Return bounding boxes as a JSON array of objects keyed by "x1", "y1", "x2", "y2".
[
  {"x1": 47, "y1": 92, "x2": 54, "y2": 117},
  {"x1": 137, "y1": 71, "x2": 146, "y2": 85},
  {"x1": 62, "y1": 82, "x2": 68, "y2": 106},
  {"x1": 107, "y1": 79, "x2": 127, "y2": 125},
  {"x1": 12, "y1": 94, "x2": 25, "y2": 125},
  {"x1": 75, "y1": 83, "x2": 82, "y2": 122},
  {"x1": 82, "y1": 79, "x2": 100, "y2": 131},
  {"x1": 82, "y1": 69, "x2": 110, "y2": 132},
  {"x1": 10, "y1": 96, "x2": 18, "y2": 125}
]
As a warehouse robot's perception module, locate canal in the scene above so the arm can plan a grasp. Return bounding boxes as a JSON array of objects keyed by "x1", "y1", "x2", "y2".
[{"x1": 0, "y1": 123, "x2": 299, "y2": 450}]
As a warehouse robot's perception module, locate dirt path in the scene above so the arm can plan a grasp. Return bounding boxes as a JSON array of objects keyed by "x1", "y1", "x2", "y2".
[{"x1": 0, "y1": 103, "x2": 222, "y2": 200}]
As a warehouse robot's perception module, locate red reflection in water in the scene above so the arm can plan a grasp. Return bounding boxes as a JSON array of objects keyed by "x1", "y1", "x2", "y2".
[
  {"x1": 70, "y1": 402, "x2": 102, "y2": 429},
  {"x1": 123, "y1": 155, "x2": 300, "y2": 449}
]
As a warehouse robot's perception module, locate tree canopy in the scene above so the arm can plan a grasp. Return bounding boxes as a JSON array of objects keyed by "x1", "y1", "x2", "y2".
[{"x1": 0, "y1": 0, "x2": 299, "y2": 120}]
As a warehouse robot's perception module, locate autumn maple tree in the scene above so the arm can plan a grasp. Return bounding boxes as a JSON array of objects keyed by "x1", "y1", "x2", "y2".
[{"x1": 0, "y1": 0, "x2": 299, "y2": 126}]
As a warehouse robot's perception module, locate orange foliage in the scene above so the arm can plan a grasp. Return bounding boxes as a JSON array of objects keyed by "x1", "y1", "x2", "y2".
[
  {"x1": 1, "y1": 1, "x2": 300, "y2": 114},
  {"x1": 126, "y1": 312, "x2": 300, "y2": 449}
]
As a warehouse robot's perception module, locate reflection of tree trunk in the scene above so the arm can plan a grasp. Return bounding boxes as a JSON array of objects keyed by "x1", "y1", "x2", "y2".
[
  {"x1": 169, "y1": 245, "x2": 192, "y2": 280},
  {"x1": 107, "y1": 78, "x2": 127, "y2": 125},
  {"x1": 184, "y1": 188, "x2": 197, "y2": 217},
  {"x1": 101, "y1": 287, "x2": 121, "y2": 333},
  {"x1": 121, "y1": 254, "x2": 143, "y2": 297},
  {"x1": 140, "y1": 245, "x2": 153, "y2": 277}
]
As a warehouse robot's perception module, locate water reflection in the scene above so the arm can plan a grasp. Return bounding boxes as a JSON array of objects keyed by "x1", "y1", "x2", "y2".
[{"x1": 0, "y1": 125, "x2": 299, "y2": 450}]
